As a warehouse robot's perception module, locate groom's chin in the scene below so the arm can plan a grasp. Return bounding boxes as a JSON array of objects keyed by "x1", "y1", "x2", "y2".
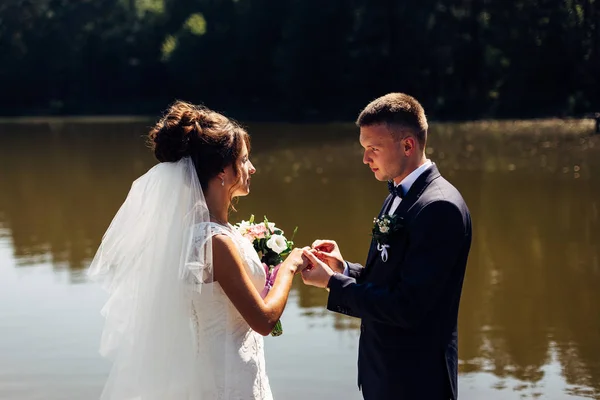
[{"x1": 370, "y1": 170, "x2": 385, "y2": 181}]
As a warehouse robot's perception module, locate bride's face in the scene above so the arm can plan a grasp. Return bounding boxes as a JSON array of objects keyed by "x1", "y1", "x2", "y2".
[{"x1": 228, "y1": 141, "x2": 256, "y2": 197}]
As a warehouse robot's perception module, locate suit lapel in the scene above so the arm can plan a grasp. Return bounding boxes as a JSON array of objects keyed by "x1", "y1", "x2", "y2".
[
  {"x1": 364, "y1": 164, "x2": 442, "y2": 270},
  {"x1": 392, "y1": 164, "x2": 441, "y2": 218}
]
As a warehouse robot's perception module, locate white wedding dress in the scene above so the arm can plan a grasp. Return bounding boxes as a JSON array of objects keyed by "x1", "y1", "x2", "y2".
[
  {"x1": 191, "y1": 223, "x2": 273, "y2": 400},
  {"x1": 88, "y1": 158, "x2": 274, "y2": 400}
]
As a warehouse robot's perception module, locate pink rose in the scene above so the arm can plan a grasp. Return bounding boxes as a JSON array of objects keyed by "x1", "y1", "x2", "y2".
[{"x1": 248, "y1": 224, "x2": 268, "y2": 239}]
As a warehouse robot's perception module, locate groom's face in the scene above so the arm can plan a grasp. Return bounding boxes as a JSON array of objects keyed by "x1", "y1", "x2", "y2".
[{"x1": 359, "y1": 123, "x2": 407, "y2": 183}]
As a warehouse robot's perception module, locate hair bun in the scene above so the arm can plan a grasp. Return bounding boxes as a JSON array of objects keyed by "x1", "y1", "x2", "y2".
[
  {"x1": 148, "y1": 101, "x2": 204, "y2": 162},
  {"x1": 150, "y1": 125, "x2": 190, "y2": 162}
]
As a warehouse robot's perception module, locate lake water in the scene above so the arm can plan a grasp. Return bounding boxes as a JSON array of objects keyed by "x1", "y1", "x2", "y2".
[{"x1": 0, "y1": 118, "x2": 598, "y2": 399}]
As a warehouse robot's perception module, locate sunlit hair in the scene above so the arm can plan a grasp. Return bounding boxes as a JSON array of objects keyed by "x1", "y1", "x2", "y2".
[
  {"x1": 148, "y1": 100, "x2": 250, "y2": 205},
  {"x1": 356, "y1": 93, "x2": 428, "y2": 149}
]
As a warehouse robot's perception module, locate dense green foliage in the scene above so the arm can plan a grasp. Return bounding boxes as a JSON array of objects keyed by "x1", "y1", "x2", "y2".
[{"x1": 1, "y1": 0, "x2": 598, "y2": 120}]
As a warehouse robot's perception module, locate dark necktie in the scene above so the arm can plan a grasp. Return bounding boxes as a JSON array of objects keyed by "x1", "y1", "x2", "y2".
[{"x1": 387, "y1": 180, "x2": 403, "y2": 198}]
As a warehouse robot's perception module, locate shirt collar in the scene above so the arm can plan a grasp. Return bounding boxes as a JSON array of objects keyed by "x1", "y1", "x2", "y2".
[{"x1": 395, "y1": 159, "x2": 433, "y2": 195}]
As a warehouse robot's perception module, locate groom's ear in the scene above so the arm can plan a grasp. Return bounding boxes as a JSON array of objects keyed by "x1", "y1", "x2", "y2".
[{"x1": 403, "y1": 137, "x2": 415, "y2": 154}]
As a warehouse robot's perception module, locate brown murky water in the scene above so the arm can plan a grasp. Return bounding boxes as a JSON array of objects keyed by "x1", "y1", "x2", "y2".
[{"x1": 0, "y1": 118, "x2": 598, "y2": 399}]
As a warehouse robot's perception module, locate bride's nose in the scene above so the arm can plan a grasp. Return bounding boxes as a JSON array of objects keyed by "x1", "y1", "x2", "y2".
[{"x1": 249, "y1": 161, "x2": 256, "y2": 174}]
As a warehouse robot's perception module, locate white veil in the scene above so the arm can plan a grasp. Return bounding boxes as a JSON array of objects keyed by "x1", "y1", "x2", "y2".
[{"x1": 88, "y1": 157, "x2": 212, "y2": 399}]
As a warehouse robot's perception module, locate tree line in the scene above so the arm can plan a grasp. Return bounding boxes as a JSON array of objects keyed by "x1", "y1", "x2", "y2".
[{"x1": 1, "y1": 0, "x2": 598, "y2": 120}]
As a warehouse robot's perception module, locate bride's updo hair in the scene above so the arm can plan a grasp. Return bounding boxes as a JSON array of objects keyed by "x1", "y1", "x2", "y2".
[{"x1": 148, "y1": 100, "x2": 250, "y2": 193}]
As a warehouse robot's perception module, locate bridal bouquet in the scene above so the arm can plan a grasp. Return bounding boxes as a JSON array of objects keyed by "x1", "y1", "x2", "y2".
[{"x1": 234, "y1": 215, "x2": 297, "y2": 336}]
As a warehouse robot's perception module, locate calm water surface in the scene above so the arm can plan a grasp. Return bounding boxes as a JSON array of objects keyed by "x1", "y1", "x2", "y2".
[{"x1": 0, "y1": 118, "x2": 599, "y2": 399}]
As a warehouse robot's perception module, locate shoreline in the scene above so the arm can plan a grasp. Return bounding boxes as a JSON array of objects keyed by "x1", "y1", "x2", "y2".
[{"x1": 0, "y1": 115, "x2": 596, "y2": 126}]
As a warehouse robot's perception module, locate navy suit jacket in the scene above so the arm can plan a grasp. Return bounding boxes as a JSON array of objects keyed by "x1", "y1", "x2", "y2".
[{"x1": 327, "y1": 165, "x2": 472, "y2": 400}]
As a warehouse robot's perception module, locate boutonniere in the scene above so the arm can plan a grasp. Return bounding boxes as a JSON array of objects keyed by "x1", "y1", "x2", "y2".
[{"x1": 371, "y1": 215, "x2": 404, "y2": 262}]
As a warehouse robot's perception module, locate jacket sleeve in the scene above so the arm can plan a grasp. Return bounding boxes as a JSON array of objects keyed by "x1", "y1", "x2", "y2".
[
  {"x1": 326, "y1": 201, "x2": 468, "y2": 328},
  {"x1": 325, "y1": 261, "x2": 364, "y2": 318},
  {"x1": 345, "y1": 261, "x2": 364, "y2": 280}
]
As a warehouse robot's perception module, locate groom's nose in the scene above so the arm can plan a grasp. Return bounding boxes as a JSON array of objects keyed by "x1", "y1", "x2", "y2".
[{"x1": 362, "y1": 151, "x2": 371, "y2": 165}]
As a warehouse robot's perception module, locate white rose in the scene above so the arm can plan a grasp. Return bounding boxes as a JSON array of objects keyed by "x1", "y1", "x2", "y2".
[
  {"x1": 379, "y1": 226, "x2": 390, "y2": 234},
  {"x1": 266, "y1": 234, "x2": 288, "y2": 254},
  {"x1": 237, "y1": 220, "x2": 251, "y2": 234}
]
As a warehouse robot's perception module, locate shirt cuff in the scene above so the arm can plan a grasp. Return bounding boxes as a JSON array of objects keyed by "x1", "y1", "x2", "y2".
[{"x1": 343, "y1": 261, "x2": 350, "y2": 276}]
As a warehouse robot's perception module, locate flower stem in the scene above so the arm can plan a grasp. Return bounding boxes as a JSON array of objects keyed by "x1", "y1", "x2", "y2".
[{"x1": 271, "y1": 319, "x2": 283, "y2": 336}]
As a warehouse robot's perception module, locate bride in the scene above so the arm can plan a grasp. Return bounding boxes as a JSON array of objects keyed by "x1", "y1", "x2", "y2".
[{"x1": 88, "y1": 101, "x2": 308, "y2": 399}]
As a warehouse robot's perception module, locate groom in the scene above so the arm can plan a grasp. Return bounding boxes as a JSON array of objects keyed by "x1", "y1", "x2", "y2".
[{"x1": 301, "y1": 93, "x2": 472, "y2": 399}]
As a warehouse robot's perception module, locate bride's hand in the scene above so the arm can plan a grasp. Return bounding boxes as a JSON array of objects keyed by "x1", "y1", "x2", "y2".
[
  {"x1": 311, "y1": 239, "x2": 345, "y2": 273},
  {"x1": 283, "y1": 247, "x2": 311, "y2": 274}
]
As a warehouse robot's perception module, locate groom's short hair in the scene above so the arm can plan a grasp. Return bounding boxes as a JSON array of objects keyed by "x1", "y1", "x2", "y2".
[{"x1": 356, "y1": 93, "x2": 428, "y2": 149}]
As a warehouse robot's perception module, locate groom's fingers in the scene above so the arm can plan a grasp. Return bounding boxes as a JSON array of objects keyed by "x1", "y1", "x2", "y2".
[
  {"x1": 313, "y1": 249, "x2": 337, "y2": 265},
  {"x1": 310, "y1": 249, "x2": 328, "y2": 263},
  {"x1": 311, "y1": 240, "x2": 335, "y2": 252},
  {"x1": 311, "y1": 249, "x2": 344, "y2": 274},
  {"x1": 311, "y1": 239, "x2": 325, "y2": 248},
  {"x1": 302, "y1": 248, "x2": 322, "y2": 267},
  {"x1": 300, "y1": 266, "x2": 313, "y2": 284},
  {"x1": 315, "y1": 250, "x2": 334, "y2": 259}
]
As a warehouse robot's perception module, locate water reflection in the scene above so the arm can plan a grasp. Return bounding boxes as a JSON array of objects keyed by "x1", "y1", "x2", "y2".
[
  {"x1": 0, "y1": 121, "x2": 154, "y2": 271},
  {"x1": 0, "y1": 119, "x2": 599, "y2": 398}
]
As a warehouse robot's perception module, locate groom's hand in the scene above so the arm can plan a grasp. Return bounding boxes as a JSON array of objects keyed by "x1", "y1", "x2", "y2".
[
  {"x1": 301, "y1": 249, "x2": 334, "y2": 288},
  {"x1": 311, "y1": 240, "x2": 345, "y2": 273}
]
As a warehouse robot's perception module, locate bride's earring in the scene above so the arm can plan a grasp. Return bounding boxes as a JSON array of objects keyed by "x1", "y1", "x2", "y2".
[{"x1": 221, "y1": 179, "x2": 225, "y2": 187}]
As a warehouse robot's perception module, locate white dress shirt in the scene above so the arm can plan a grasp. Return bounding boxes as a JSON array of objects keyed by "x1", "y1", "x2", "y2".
[
  {"x1": 387, "y1": 160, "x2": 433, "y2": 215},
  {"x1": 342, "y1": 160, "x2": 433, "y2": 276}
]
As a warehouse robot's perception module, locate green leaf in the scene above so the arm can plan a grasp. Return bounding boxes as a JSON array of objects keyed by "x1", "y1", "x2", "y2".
[
  {"x1": 271, "y1": 319, "x2": 283, "y2": 337},
  {"x1": 290, "y1": 226, "x2": 298, "y2": 242}
]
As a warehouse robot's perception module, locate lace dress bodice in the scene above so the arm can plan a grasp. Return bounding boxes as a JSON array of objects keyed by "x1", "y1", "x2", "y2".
[{"x1": 191, "y1": 223, "x2": 273, "y2": 400}]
